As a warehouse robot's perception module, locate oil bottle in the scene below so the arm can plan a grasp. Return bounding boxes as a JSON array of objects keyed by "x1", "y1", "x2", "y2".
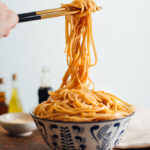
[
  {"x1": 0, "y1": 78, "x2": 8, "y2": 115},
  {"x1": 9, "y1": 74, "x2": 23, "y2": 113}
]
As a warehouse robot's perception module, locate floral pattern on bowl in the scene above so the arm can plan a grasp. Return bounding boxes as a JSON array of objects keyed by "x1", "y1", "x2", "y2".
[{"x1": 30, "y1": 111, "x2": 134, "y2": 150}]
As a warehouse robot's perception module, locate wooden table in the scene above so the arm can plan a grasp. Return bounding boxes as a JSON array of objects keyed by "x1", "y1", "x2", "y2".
[
  {"x1": 0, "y1": 125, "x2": 149, "y2": 150},
  {"x1": 0, "y1": 125, "x2": 49, "y2": 150}
]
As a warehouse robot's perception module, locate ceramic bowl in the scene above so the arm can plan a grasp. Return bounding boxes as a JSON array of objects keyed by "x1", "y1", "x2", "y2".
[
  {"x1": 30, "y1": 108, "x2": 134, "y2": 150},
  {"x1": 0, "y1": 113, "x2": 37, "y2": 136}
]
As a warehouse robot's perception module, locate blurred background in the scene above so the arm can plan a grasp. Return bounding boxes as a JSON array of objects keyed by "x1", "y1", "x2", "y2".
[{"x1": 0, "y1": 0, "x2": 150, "y2": 112}]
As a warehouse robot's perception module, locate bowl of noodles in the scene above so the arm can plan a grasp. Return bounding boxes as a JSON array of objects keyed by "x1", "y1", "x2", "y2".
[
  {"x1": 30, "y1": 108, "x2": 134, "y2": 150},
  {"x1": 31, "y1": 0, "x2": 135, "y2": 149}
]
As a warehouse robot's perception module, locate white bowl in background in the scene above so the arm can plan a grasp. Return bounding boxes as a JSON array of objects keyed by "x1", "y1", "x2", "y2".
[{"x1": 0, "y1": 113, "x2": 37, "y2": 136}]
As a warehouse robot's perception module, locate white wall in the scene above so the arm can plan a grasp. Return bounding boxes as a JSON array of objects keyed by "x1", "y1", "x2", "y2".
[{"x1": 0, "y1": 0, "x2": 150, "y2": 112}]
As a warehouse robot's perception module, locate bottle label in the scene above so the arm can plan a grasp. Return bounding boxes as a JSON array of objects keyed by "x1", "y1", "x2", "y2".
[
  {"x1": 0, "y1": 92, "x2": 5, "y2": 97},
  {"x1": 0, "y1": 92, "x2": 5, "y2": 102}
]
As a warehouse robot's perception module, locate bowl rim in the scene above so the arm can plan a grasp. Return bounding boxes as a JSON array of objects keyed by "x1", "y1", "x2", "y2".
[
  {"x1": 0, "y1": 112, "x2": 34, "y2": 125},
  {"x1": 30, "y1": 107, "x2": 135, "y2": 124}
]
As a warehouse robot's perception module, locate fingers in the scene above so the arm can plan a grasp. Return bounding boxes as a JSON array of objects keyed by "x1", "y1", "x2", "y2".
[
  {"x1": 2, "y1": 10, "x2": 19, "y2": 38},
  {"x1": 0, "y1": 1, "x2": 18, "y2": 38},
  {"x1": 4, "y1": 11, "x2": 18, "y2": 37},
  {"x1": 4, "y1": 30, "x2": 10, "y2": 37},
  {"x1": 7, "y1": 9, "x2": 19, "y2": 28}
]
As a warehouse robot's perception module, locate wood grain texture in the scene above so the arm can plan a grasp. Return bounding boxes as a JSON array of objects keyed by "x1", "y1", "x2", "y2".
[
  {"x1": 0, "y1": 125, "x2": 149, "y2": 150},
  {"x1": 0, "y1": 125, "x2": 49, "y2": 150}
]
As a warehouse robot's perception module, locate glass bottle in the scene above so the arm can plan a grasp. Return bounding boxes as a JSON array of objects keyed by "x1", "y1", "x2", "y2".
[
  {"x1": 9, "y1": 74, "x2": 23, "y2": 113},
  {"x1": 38, "y1": 67, "x2": 53, "y2": 104},
  {"x1": 0, "y1": 78, "x2": 8, "y2": 115}
]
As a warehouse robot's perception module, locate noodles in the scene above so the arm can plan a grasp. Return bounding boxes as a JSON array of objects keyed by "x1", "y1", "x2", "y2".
[{"x1": 34, "y1": 0, "x2": 135, "y2": 122}]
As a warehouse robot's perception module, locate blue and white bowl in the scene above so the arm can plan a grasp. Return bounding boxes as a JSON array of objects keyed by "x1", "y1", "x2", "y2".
[{"x1": 30, "y1": 109, "x2": 134, "y2": 150}]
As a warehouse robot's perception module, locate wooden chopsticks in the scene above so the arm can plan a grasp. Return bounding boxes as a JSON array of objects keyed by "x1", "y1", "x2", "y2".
[{"x1": 18, "y1": 7, "x2": 80, "y2": 23}]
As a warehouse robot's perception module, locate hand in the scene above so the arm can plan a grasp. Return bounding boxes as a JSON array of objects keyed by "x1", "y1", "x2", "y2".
[{"x1": 0, "y1": 1, "x2": 18, "y2": 39}]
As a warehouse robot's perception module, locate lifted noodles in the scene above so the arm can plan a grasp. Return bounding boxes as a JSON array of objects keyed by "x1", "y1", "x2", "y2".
[{"x1": 34, "y1": 0, "x2": 135, "y2": 122}]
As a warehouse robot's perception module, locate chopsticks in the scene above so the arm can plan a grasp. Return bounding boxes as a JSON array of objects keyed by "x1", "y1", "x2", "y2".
[{"x1": 18, "y1": 7, "x2": 80, "y2": 23}]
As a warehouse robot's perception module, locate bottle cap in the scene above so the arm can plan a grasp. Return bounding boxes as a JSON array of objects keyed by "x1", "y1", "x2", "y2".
[
  {"x1": 0, "y1": 78, "x2": 4, "y2": 84},
  {"x1": 41, "y1": 66, "x2": 51, "y2": 87},
  {"x1": 12, "y1": 74, "x2": 17, "y2": 80},
  {"x1": 42, "y1": 66, "x2": 50, "y2": 73}
]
